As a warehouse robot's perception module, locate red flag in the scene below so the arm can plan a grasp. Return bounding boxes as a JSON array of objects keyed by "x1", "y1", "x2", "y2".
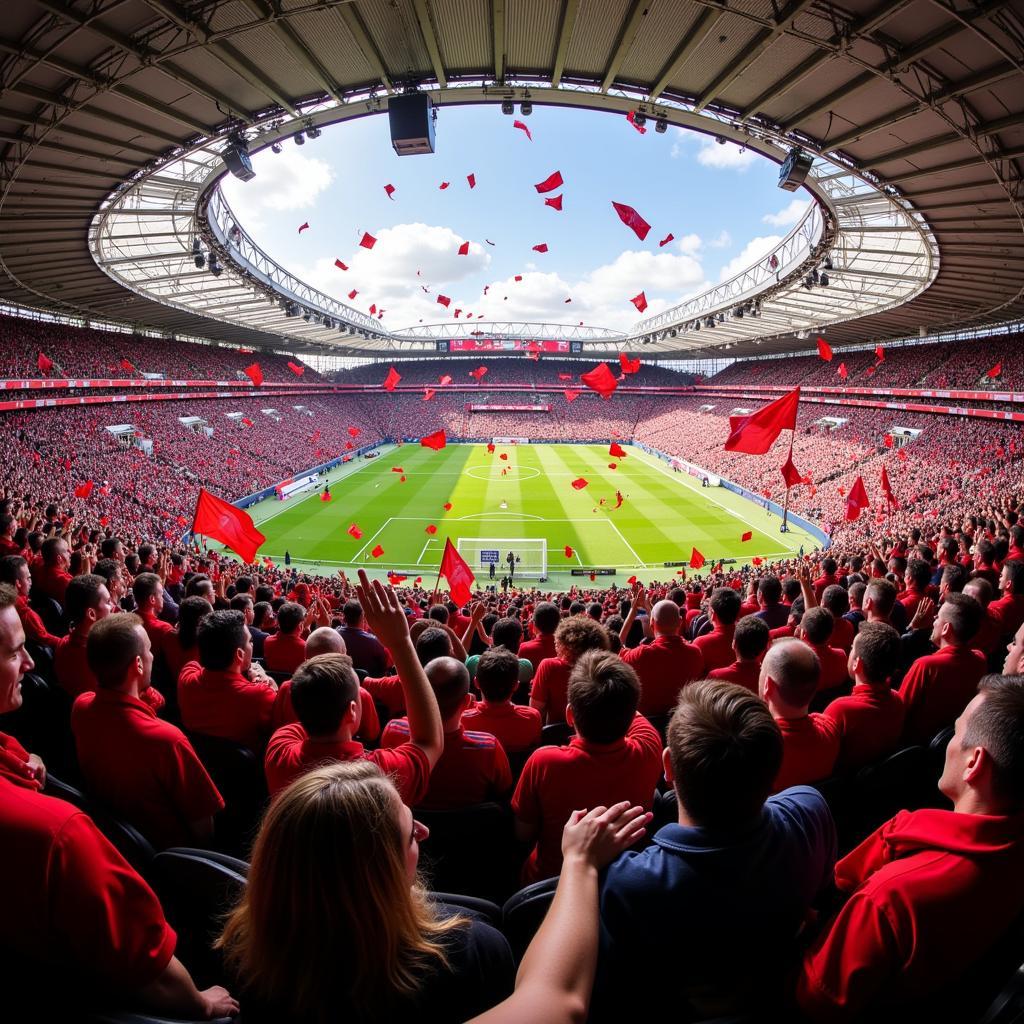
[
  {"x1": 469, "y1": 365, "x2": 488, "y2": 380},
  {"x1": 875, "y1": 345, "x2": 885, "y2": 362},
  {"x1": 334, "y1": 259, "x2": 348, "y2": 270},
  {"x1": 440, "y1": 537, "x2": 476, "y2": 605},
  {"x1": 534, "y1": 170, "x2": 563, "y2": 193},
  {"x1": 287, "y1": 361, "x2": 304, "y2": 376},
  {"x1": 690, "y1": 548, "x2": 705, "y2": 570},
  {"x1": 571, "y1": 477, "x2": 589, "y2": 490},
  {"x1": 369, "y1": 304, "x2": 377, "y2": 315},
  {"x1": 384, "y1": 184, "x2": 396, "y2": 200},
  {"x1": 741, "y1": 531, "x2": 752, "y2": 542},
  {"x1": 467, "y1": 173, "x2": 476, "y2": 189},
  {"x1": 458, "y1": 241, "x2": 470, "y2": 256},
  {"x1": 243, "y1": 363, "x2": 263, "y2": 387},
  {"x1": 439, "y1": 181, "x2": 449, "y2": 190},
  {"x1": 240, "y1": 417, "x2": 254, "y2": 428},
  {"x1": 564, "y1": 389, "x2": 580, "y2": 402},
  {"x1": 845, "y1": 476, "x2": 870, "y2": 521},
  {"x1": 581, "y1": 362, "x2": 618, "y2": 399},
  {"x1": 780, "y1": 451, "x2": 803, "y2": 488},
  {"x1": 544, "y1": 194, "x2": 563, "y2": 211},
  {"x1": 423, "y1": 388, "x2": 436, "y2": 401},
  {"x1": 564, "y1": 546, "x2": 574, "y2": 558},
  {"x1": 816, "y1": 337, "x2": 833, "y2": 361},
  {"x1": 987, "y1": 362, "x2": 1002, "y2": 379},
  {"x1": 391, "y1": 467, "x2": 404, "y2": 474},
  {"x1": 609, "y1": 442, "x2": 627, "y2": 458},
  {"x1": 881, "y1": 465, "x2": 899, "y2": 508},
  {"x1": 630, "y1": 292, "x2": 648, "y2": 313},
  {"x1": 513, "y1": 119, "x2": 532, "y2": 141},
  {"x1": 120, "y1": 358, "x2": 135, "y2": 372},
  {"x1": 658, "y1": 233, "x2": 674, "y2": 247},
  {"x1": 626, "y1": 110, "x2": 647, "y2": 135},
  {"x1": 425, "y1": 524, "x2": 438, "y2": 535},
  {"x1": 348, "y1": 523, "x2": 363, "y2": 539},
  {"x1": 437, "y1": 294, "x2": 451, "y2": 308},
  {"x1": 439, "y1": 374, "x2": 453, "y2": 386},
  {"x1": 420, "y1": 430, "x2": 447, "y2": 451},
  {"x1": 191, "y1": 488, "x2": 265, "y2": 563},
  {"x1": 443, "y1": 502, "x2": 453, "y2": 511},
  {"x1": 348, "y1": 426, "x2": 361, "y2": 437},
  {"x1": 558, "y1": 373, "x2": 573, "y2": 381},
  {"x1": 74, "y1": 481, "x2": 94, "y2": 499},
  {"x1": 724, "y1": 387, "x2": 800, "y2": 454},
  {"x1": 499, "y1": 453, "x2": 508, "y2": 461},
  {"x1": 837, "y1": 362, "x2": 848, "y2": 380},
  {"x1": 383, "y1": 366, "x2": 401, "y2": 391},
  {"x1": 371, "y1": 545, "x2": 384, "y2": 558},
  {"x1": 298, "y1": 222, "x2": 310, "y2": 233},
  {"x1": 359, "y1": 232, "x2": 376, "y2": 249},
  {"x1": 37, "y1": 352, "x2": 53, "y2": 373},
  {"x1": 532, "y1": 243, "x2": 549, "y2": 253},
  {"x1": 611, "y1": 202, "x2": 651, "y2": 241},
  {"x1": 884, "y1": 434, "x2": 894, "y2": 448},
  {"x1": 348, "y1": 289, "x2": 358, "y2": 300},
  {"x1": 320, "y1": 492, "x2": 332, "y2": 502},
  {"x1": 619, "y1": 353, "x2": 640, "y2": 374}
]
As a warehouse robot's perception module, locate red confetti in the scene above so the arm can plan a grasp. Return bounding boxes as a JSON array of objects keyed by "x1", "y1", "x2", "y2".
[
  {"x1": 532, "y1": 243, "x2": 549, "y2": 253},
  {"x1": 513, "y1": 120, "x2": 532, "y2": 140},
  {"x1": 458, "y1": 241, "x2": 470, "y2": 256},
  {"x1": 564, "y1": 546, "x2": 574, "y2": 558},
  {"x1": 437, "y1": 294, "x2": 451, "y2": 308},
  {"x1": 544, "y1": 194, "x2": 563, "y2": 211},
  {"x1": 298, "y1": 222, "x2": 310, "y2": 233},
  {"x1": 534, "y1": 170, "x2": 563, "y2": 193},
  {"x1": 571, "y1": 477, "x2": 589, "y2": 490},
  {"x1": 439, "y1": 181, "x2": 450, "y2": 190},
  {"x1": 467, "y1": 173, "x2": 476, "y2": 188},
  {"x1": 741, "y1": 531, "x2": 752, "y2": 542},
  {"x1": 443, "y1": 502, "x2": 453, "y2": 511},
  {"x1": 359, "y1": 232, "x2": 376, "y2": 249},
  {"x1": 347, "y1": 523, "x2": 363, "y2": 539},
  {"x1": 384, "y1": 184, "x2": 396, "y2": 200},
  {"x1": 334, "y1": 259, "x2": 348, "y2": 270},
  {"x1": 371, "y1": 545, "x2": 384, "y2": 558},
  {"x1": 426, "y1": 524, "x2": 438, "y2": 535},
  {"x1": 658, "y1": 233, "x2": 674, "y2": 247},
  {"x1": 630, "y1": 291, "x2": 648, "y2": 313}
]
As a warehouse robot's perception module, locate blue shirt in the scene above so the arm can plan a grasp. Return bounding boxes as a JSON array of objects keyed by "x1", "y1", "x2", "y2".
[{"x1": 594, "y1": 786, "x2": 836, "y2": 1020}]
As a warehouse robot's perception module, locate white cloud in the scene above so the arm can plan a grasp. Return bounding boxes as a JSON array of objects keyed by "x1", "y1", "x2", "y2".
[
  {"x1": 762, "y1": 198, "x2": 810, "y2": 227},
  {"x1": 718, "y1": 235, "x2": 782, "y2": 281},
  {"x1": 695, "y1": 138, "x2": 757, "y2": 171},
  {"x1": 222, "y1": 150, "x2": 334, "y2": 220},
  {"x1": 709, "y1": 230, "x2": 732, "y2": 249}
]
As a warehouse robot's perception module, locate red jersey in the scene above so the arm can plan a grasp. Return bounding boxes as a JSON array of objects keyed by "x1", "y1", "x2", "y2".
[
  {"x1": 264, "y1": 723, "x2": 430, "y2": 804},
  {"x1": 619, "y1": 635, "x2": 704, "y2": 716},
  {"x1": 519, "y1": 633, "x2": 557, "y2": 674},
  {"x1": 53, "y1": 628, "x2": 165, "y2": 714},
  {"x1": 692, "y1": 623, "x2": 736, "y2": 673},
  {"x1": 382, "y1": 719, "x2": 512, "y2": 810},
  {"x1": 798, "y1": 808, "x2": 1024, "y2": 1019},
  {"x1": 177, "y1": 661, "x2": 277, "y2": 751},
  {"x1": 987, "y1": 593, "x2": 1024, "y2": 638},
  {"x1": 805, "y1": 641, "x2": 850, "y2": 693},
  {"x1": 829, "y1": 616, "x2": 855, "y2": 654},
  {"x1": 708, "y1": 659, "x2": 760, "y2": 693},
  {"x1": 531, "y1": 656, "x2": 573, "y2": 724},
  {"x1": 773, "y1": 714, "x2": 840, "y2": 792},
  {"x1": 30, "y1": 562, "x2": 72, "y2": 605},
  {"x1": 270, "y1": 679, "x2": 380, "y2": 742},
  {"x1": 139, "y1": 610, "x2": 175, "y2": 660},
  {"x1": 362, "y1": 673, "x2": 405, "y2": 716},
  {"x1": 769, "y1": 623, "x2": 797, "y2": 641},
  {"x1": 897, "y1": 644, "x2": 987, "y2": 744},
  {"x1": 462, "y1": 700, "x2": 542, "y2": 754},
  {"x1": 813, "y1": 573, "x2": 838, "y2": 601},
  {"x1": 263, "y1": 631, "x2": 307, "y2": 674},
  {"x1": 824, "y1": 684, "x2": 906, "y2": 772},
  {"x1": 15, "y1": 594, "x2": 61, "y2": 647},
  {"x1": 163, "y1": 635, "x2": 199, "y2": 686},
  {"x1": 71, "y1": 689, "x2": 223, "y2": 849},
  {"x1": 512, "y1": 713, "x2": 662, "y2": 883}
]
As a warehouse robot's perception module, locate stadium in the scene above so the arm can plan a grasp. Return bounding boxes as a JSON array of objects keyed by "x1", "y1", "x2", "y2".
[{"x1": 1, "y1": 0, "x2": 1023, "y2": 1021}]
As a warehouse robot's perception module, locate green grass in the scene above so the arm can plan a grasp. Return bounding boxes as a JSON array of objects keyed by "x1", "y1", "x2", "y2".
[{"x1": 235, "y1": 444, "x2": 818, "y2": 589}]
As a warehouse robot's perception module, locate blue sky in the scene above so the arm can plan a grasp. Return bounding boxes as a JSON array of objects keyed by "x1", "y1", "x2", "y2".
[{"x1": 222, "y1": 104, "x2": 810, "y2": 333}]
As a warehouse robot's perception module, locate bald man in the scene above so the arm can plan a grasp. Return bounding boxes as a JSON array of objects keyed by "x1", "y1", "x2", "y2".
[
  {"x1": 760, "y1": 639, "x2": 839, "y2": 792},
  {"x1": 382, "y1": 656, "x2": 512, "y2": 809},
  {"x1": 270, "y1": 626, "x2": 381, "y2": 741},
  {"x1": 620, "y1": 595, "x2": 704, "y2": 716}
]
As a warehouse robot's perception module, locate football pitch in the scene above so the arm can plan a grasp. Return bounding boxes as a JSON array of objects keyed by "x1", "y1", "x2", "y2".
[{"x1": 243, "y1": 444, "x2": 818, "y2": 588}]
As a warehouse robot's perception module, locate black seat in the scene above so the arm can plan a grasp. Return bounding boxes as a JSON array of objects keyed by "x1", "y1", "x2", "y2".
[
  {"x1": 849, "y1": 745, "x2": 935, "y2": 842},
  {"x1": 29, "y1": 592, "x2": 66, "y2": 636},
  {"x1": 152, "y1": 848, "x2": 248, "y2": 989},
  {"x1": 501, "y1": 876, "x2": 558, "y2": 961},
  {"x1": 430, "y1": 891, "x2": 503, "y2": 929},
  {"x1": 45, "y1": 773, "x2": 156, "y2": 878},
  {"x1": 0, "y1": 669, "x2": 78, "y2": 779},
  {"x1": 85, "y1": 1012, "x2": 235, "y2": 1024},
  {"x1": 647, "y1": 711, "x2": 673, "y2": 743},
  {"x1": 266, "y1": 669, "x2": 291, "y2": 685},
  {"x1": 539, "y1": 721, "x2": 574, "y2": 747}
]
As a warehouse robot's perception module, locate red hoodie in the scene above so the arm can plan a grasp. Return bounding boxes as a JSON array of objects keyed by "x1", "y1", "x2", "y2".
[{"x1": 798, "y1": 807, "x2": 1024, "y2": 1020}]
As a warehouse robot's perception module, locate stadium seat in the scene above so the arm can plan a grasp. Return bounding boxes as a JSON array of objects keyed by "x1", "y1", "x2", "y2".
[
  {"x1": 29, "y1": 592, "x2": 66, "y2": 636},
  {"x1": 539, "y1": 721, "x2": 574, "y2": 747},
  {"x1": 501, "y1": 876, "x2": 558, "y2": 961},
  {"x1": 0, "y1": 669, "x2": 77, "y2": 779},
  {"x1": 849, "y1": 745, "x2": 936, "y2": 841},
  {"x1": 431, "y1": 892, "x2": 503, "y2": 929},
  {"x1": 84, "y1": 1013, "x2": 234, "y2": 1024}
]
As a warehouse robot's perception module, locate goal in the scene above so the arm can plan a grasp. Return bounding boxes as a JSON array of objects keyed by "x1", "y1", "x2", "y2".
[{"x1": 456, "y1": 538, "x2": 548, "y2": 580}]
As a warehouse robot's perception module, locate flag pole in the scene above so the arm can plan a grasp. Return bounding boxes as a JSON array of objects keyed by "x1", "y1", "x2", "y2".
[{"x1": 781, "y1": 434, "x2": 794, "y2": 533}]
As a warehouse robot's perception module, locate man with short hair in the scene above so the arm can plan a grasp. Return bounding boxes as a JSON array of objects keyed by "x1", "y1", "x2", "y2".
[
  {"x1": 519, "y1": 601, "x2": 560, "y2": 673},
  {"x1": 813, "y1": 558, "x2": 839, "y2": 601},
  {"x1": 132, "y1": 571, "x2": 175, "y2": 661},
  {"x1": 988, "y1": 559, "x2": 1024, "y2": 639},
  {"x1": 755, "y1": 576, "x2": 790, "y2": 630},
  {"x1": 760, "y1": 639, "x2": 839, "y2": 791},
  {"x1": 72, "y1": 614, "x2": 223, "y2": 848},
  {"x1": 821, "y1": 585, "x2": 854, "y2": 653},
  {"x1": 708, "y1": 614, "x2": 770, "y2": 692},
  {"x1": 693, "y1": 587, "x2": 742, "y2": 672},
  {"x1": 530, "y1": 615, "x2": 609, "y2": 725},
  {"x1": 0, "y1": 554, "x2": 62, "y2": 647},
  {"x1": 262, "y1": 600, "x2": 308, "y2": 674},
  {"x1": 799, "y1": 607, "x2": 851, "y2": 694},
  {"x1": 31, "y1": 535, "x2": 72, "y2": 605},
  {"x1": 337, "y1": 597, "x2": 389, "y2": 677},
  {"x1": 463, "y1": 646, "x2": 542, "y2": 754},
  {"x1": 514, "y1": 651, "x2": 662, "y2": 882},
  {"x1": 799, "y1": 675, "x2": 1024, "y2": 1018},
  {"x1": 963, "y1": 576, "x2": 1001, "y2": 658},
  {"x1": 594, "y1": 680, "x2": 836, "y2": 1020},
  {"x1": 897, "y1": 558, "x2": 937, "y2": 618},
  {"x1": 0, "y1": 513, "x2": 19, "y2": 558},
  {"x1": 824, "y1": 623, "x2": 906, "y2": 772},
  {"x1": 177, "y1": 609, "x2": 278, "y2": 751},
  {"x1": 863, "y1": 577, "x2": 909, "y2": 634},
  {"x1": 898, "y1": 592, "x2": 987, "y2": 744}
]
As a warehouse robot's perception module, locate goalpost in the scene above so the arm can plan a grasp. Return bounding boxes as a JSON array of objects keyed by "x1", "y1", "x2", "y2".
[{"x1": 456, "y1": 538, "x2": 549, "y2": 580}]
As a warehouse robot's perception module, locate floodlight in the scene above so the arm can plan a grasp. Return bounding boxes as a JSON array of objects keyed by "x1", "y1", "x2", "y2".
[
  {"x1": 294, "y1": 131, "x2": 305, "y2": 146},
  {"x1": 520, "y1": 101, "x2": 533, "y2": 116},
  {"x1": 655, "y1": 118, "x2": 667, "y2": 134},
  {"x1": 271, "y1": 142, "x2": 282, "y2": 154},
  {"x1": 501, "y1": 100, "x2": 514, "y2": 115}
]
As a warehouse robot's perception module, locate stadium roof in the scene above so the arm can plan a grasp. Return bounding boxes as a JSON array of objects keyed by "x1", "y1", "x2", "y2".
[{"x1": 1, "y1": 0, "x2": 1022, "y2": 358}]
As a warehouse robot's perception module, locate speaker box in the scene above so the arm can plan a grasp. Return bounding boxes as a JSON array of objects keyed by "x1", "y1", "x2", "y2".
[
  {"x1": 389, "y1": 94, "x2": 435, "y2": 156},
  {"x1": 778, "y1": 148, "x2": 813, "y2": 191},
  {"x1": 222, "y1": 144, "x2": 255, "y2": 182}
]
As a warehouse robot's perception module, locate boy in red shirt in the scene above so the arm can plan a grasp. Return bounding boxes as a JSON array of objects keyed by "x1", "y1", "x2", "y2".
[
  {"x1": 262, "y1": 600, "x2": 309, "y2": 674},
  {"x1": 759, "y1": 639, "x2": 839, "y2": 791},
  {"x1": 518, "y1": 600, "x2": 559, "y2": 673},
  {"x1": 708, "y1": 614, "x2": 770, "y2": 693},
  {"x1": 463, "y1": 646, "x2": 542, "y2": 754},
  {"x1": 693, "y1": 587, "x2": 741, "y2": 672},
  {"x1": 514, "y1": 650, "x2": 662, "y2": 883}
]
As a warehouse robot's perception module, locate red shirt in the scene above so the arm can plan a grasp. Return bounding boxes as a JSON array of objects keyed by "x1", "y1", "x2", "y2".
[
  {"x1": 15, "y1": 594, "x2": 61, "y2": 647},
  {"x1": 708, "y1": 659, "x2": 760, "y2": 693},
  {"x1": 813, "y1": 573, "x2": 838, "y2": 601},
  {"x1": 263, "y1": 631, "x2": 307, "y2": 674},
  {"x1": 512, "y1": 713, "x2": 662, "y2": 883},
  {"x1": 462, "y1": 700, "x2": 542, "y2": 754},
  {"x1": 519, "y1": 633, "x2": 557, "y2": 674},
  {"x1": 31, "y1": 562, "x2": 72, "y2": 605},
  {"x1": 0, "y1": 738, "x2": 177, "y2": 988},
  {"x1": 987, "y1": 593, "x2": 1024, "y2": 637},
  {"x1": 0, "y1": 535, "x2": 21, "y2": 558},
  {"x1": 163, "y1": 636, "x2": 199, "y2": 686},
  {"x1": 382, "y1": 719, "x2": 512, "y2": 810},
  {"x1": 769, "y1": 623, "x2": 797, "y2": 640},
  {"x1": 71, "y1": 689, "x2": 223, "y2": 849},
  {"x1": 270, "y1": 679, "x2": 380, "y2": 742},
  {"x1": 897, "y1": 644, "x2": 987, "y2": 744},
  {"x1": 805, "y1": 641, "x2": 850, "y2": 693},
  {"x1": 824, "y1": 684, "x2": 907, "y2": 772},
  {"x1": 177, "y1": 661, "x2": 277, "y2": 751},
  {"x1": 53, "y1": 628, "x2": 165, "y2": 714},
  {"x1": 971, "y1": 609, "x2": 1002, "y2": 655},
  {"x1": 264, "y1": 723, "x2": 430, "y2": 804},
  {"x1": 829, "y1": 615, "x2": 855, "y2": 654},
  {"x1": 139, "y1": 610, "x2": 175, "y2": 660},
  {"x1": 0, "y1": 731, "x2": 40, "y2": 790},
  {"x1": 531, "y1": 656, "x2": 573, "y2": 724},
  {"x1": 362, "y1": 673, "x2": 405, "y2": 716},
  {"x1": 619, "y1": 634, "x2": 704, "y2": 716},
  {"x1": 773, "y1": 714, "x2": 841, "y2": 792},
  {"x1": 693, "y1": 623, "x2": 736, "y2": 672},
  {"x1": 798, "y1": 808, "x2": 1024, "y2": 1019}
]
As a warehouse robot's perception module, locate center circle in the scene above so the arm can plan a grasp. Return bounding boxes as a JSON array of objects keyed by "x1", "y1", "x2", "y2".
[{"x1": 464, "y1": 464, "x2": 541, "y2": 482}]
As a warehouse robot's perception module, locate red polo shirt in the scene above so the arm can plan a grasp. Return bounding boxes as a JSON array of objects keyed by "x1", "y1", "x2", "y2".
[
  {"x1": 263, "y1": 631, "x2": 307, "y2": 674},
  {"x1": 897, "y1": 644, "x2": 987, "y2": 744},
  {"x1": 708, "y1": 659, "x2": 760, "y2": 693},
  {"x1": 264, "y1": 723, "x2": 430, "y2": 804},
  {"x1": 824, "y1": 684, "x2": 907, "y2": 772},
  {"x1": 813, "y1": 573, "x2": 838, "y2": 601},
  {"x1": 139, "y1": 609, "x2": 175, "y2": 662},
  {"x1": 177, "y1": 660, "x2": 277, "y2": 751},
  {"x1": 970, "y1": 609, "x2": 1002, "y2": 655},
  {"x1": 31, "y1": 562, "x2": 72, "y2": 605},
  {"x1": 805, "y1": 641, "x2": 850, "y2": 693},
  {"x1": 163, "y1": 636, "x2": 199, "y2": 686},
  {"x1": 270, "y1": 679, "x2": 380, "y2": 742},
  {"x1": 362, "y1": 673, "x2": 405, "y2": 716},
  {"x1": 829, "y1": 615, "x2": 855, "y2": 654},
  {"x1": 54, "y1": 627, "x2": 166, "y2": 713},
  {"x1": 619, "y1": 634, "x2": 704, "y2": 716},
  {"x1": 773, "y1": 713, "x2": 840, "y2": 792},
  {"x1": 692, "y1": 623, "x2": 736, "y2": 673},
  {"x1": 512, "y1": 713, "x2": 662, "y2": 883},
  {"x1": 519, "y1": 633, "x2": 557, "y2": 674},
  {"x1": 987, "y1": 593, "x2": 1024, "y2": 637},
  {"x1": 462, "y1": 700, "x2": 542, "y2": 754},
  {"x1": 382, "y1": 719, "x2": 512, "y2": 810},
  {"x1": 531, "y1": 656, "x2": 573, "y2": 724},
  {"x1": 71, "y1": 689, "x2": 223, "y2": 849},
  {"x1": 15, "y1": 594, "x2": 61, "y2": 647},
  {"x1": 0, "y1": 738, "x2": 177, "y2": 988}
]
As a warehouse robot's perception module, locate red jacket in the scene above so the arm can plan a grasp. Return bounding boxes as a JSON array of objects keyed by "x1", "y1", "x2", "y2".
[{"x1": 798, "y1": 808, "x2": 1024, "y2": 1020}]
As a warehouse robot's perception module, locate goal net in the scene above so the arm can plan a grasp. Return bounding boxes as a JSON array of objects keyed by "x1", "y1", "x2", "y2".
[{"x1": 456, "y1": 538, "x2": 548, "y2": 579}]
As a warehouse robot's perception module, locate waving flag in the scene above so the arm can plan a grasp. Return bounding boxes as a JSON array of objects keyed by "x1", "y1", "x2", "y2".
[
  {"x1": 816, "y1": 338, "x2": 833, "y2": 361},
  {"x1": 690, "y1": 548, "x2": 706, "y2": 570},
  {"x1": 612, "y1": 201, "x2": 651, "y2": 241},
  {"x1": 534, "y1": 170, "x2": 563, "y2": 193},
  {"x1": 439, "y1": 537, "x2": 476, "y2": 605},
  {"x1": 724, "y1": 388, "x2": 800, "y2": 454},
  {"x1": 845, "y1": 476, "x2": 870, "y2": 521},
  {"x1": 192, "y1": 488, "x2": 265, "y2": 563}
]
